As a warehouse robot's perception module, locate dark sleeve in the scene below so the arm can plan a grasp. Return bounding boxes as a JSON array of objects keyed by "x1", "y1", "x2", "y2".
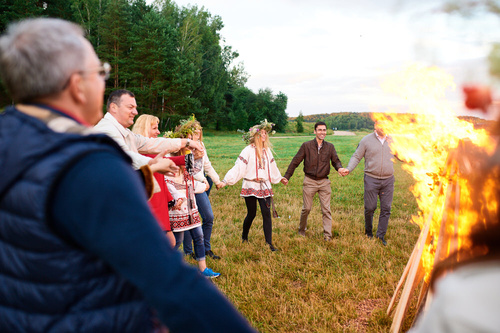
[
  {"x1": 330, "y1": 144, "x2": 343, "y2": 171},
  {"x1": 284, "y1": 143, "x2": 306, "y2": 179},
  {"x1": 51, "y1": 152, "x2": 255, "y2": 333}
]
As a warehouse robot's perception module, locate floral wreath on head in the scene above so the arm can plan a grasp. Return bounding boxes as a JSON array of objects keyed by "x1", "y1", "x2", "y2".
[
  {"x1": 237, "y1": 119, "x2": 276, "y2": 144},
  {"x1": 164, "y1": 114, "x2": 201, "y2": 139}
]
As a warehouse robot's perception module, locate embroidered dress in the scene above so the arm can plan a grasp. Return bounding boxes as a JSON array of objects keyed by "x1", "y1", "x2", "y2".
[
  {"x1": 166, "y1": 169, "x2": 203, "y2": 232},
  {"x1": 224, "y1": 145, "x2": 283, "y2": 198}
]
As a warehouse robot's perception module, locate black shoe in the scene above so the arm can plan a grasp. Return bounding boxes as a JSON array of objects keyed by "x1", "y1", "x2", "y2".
[
  {"x1": 242, "y1": 237, "x2": 248, "y2": 243},
  {"x1": 366, "y1": 233, "x2": 373, "y2": 239},
  {"x1": 377, "y1": 236, "x2": 387, "y2": 246},
  {"x1": 205, "y1": 250, "x2": 221, "y2": 260},
  {"x1": 267, "y1": 243, "x2": 278, "y2": 252},
  {"x1": 185, "y1": 252, "x2": 196, "y2": 260}
]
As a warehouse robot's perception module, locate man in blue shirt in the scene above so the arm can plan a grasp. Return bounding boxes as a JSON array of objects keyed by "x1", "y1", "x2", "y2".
[{"x1": 0, "y1": 18, "x2": 255, "y2": 332}]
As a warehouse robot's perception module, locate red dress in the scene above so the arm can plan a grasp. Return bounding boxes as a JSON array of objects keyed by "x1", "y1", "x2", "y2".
[{"x1": 145, "y1": 154, "x2": 173, "y2": 231}]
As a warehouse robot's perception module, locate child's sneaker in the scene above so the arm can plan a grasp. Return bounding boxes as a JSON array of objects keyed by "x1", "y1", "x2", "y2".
[{"x1": 202, "y1": 267, "x2": 220, "y2": 279}]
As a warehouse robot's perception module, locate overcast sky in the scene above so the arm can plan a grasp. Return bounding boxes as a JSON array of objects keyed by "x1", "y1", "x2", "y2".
[{"x1": 149, "y1": 0, "x2": 499, "y2": 118}]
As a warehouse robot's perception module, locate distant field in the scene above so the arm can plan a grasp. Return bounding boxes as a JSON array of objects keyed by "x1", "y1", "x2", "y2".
[{"x1": 190, "y1": 133, "x2": 420, "y2": 332}]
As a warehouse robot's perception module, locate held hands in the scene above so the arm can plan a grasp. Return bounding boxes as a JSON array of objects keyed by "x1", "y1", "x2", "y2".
[
  {"x1": 280, "y1": 177, "x2": 288, "y2": 185},
  {"x1": 216, "y1": 180, "x2": 227, "y2": 190},
  {"x1": 338, "y1": 168, "x2": 350, "y2": 177},
  {"x1": 172, "y1": 198, "x2": 183, "y2": 210},
  {"x1": 188, "y1": 140, "x2": 204, "y2": 157},
  {"x1": 149, "y1": 150, "x2": 179, "y2": 176}
]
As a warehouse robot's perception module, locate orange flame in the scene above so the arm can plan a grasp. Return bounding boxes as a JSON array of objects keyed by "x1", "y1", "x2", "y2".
[{"x1": 374, "y1": 64, "x2": 496, "y2": 279}]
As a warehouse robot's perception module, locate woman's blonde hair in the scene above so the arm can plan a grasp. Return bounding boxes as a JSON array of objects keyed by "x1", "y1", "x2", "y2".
[
  {"x1": 251, "y1": 129, "x2": 272, "y2": 165},
  {"x1": 132, "y1": 114, "x2": 160, "y2": 138}
]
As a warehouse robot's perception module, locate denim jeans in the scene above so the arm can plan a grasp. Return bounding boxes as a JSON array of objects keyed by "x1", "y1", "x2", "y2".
[
  {"x1": 206, "y1": 176, "x2": 213, "y2": 197},
  {"x1": 183, "y1": 192, "x2": 214, "y2": 254},
  {"x1": 174, "y1": 227, "x2": 206, "y2": 261}
]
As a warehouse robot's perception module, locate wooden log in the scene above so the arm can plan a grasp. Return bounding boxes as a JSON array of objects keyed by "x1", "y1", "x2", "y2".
[
  {"x1": 432, "y1": 174, "x2": 455, "y2": 267},
  {"x1": 389, "y1": 217, "x2": 431, "y2": 333},
  {"x1": 387, "y1": 232, "x2": 419, "y2": 316}
]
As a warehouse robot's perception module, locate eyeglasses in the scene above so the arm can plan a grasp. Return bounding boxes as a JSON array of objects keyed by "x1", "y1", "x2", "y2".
[
  {"x1": 61, "y1": 62, "x2": 111, "y2": 90},
  {"x1": 81, "y1": 62, "x2": 111, "y2": 80}
]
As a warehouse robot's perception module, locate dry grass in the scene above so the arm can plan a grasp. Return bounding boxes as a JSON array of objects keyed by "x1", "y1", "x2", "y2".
[{"x1": 184, "y1": 133, "x2": 420, "y2": 332}]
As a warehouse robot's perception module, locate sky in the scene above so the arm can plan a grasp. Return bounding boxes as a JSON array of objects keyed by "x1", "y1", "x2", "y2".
[{"x1": 148, "y1": 0, "x2": 500, "y2": 119}]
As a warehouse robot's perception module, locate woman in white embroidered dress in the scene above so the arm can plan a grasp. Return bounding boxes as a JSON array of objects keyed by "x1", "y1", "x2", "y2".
[{"x1": 218, "y1": 120, "x2": 287, "y2": 251}]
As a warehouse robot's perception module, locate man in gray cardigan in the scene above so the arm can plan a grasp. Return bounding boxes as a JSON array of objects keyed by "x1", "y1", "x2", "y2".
[{"x1": 339, "y1": 123, "x2": 395, "y2": 246}]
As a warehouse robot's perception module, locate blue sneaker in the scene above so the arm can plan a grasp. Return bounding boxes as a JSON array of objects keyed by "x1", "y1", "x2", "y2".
[{"x1": 202, "y1": 268, "x2": 220, "y2": 279}]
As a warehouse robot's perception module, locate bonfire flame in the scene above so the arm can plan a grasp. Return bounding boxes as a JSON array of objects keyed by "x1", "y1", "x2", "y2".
[
  {"x1": 381, "y1": 64, "x2": 499, "y2": 332},
  {"x1": 374, "y1": 64, "x2": 495, "y2": 280}
]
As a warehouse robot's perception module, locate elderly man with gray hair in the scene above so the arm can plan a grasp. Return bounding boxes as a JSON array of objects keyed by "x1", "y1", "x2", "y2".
[{"x1": 0, "y1": 18, "x2": 255, "y2": 333}]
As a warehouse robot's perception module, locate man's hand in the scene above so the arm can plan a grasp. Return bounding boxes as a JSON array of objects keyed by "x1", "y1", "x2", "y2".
[
  {"x1": 148, "y1": 150, "x2": 180, "y2": 175},
  {"x1": 338, "y1": 168, "x2": 350, "y2": 176},
  {"x1": 281, "y1": 177, "x2": 288, "y2": 185},
  {"x1": 188, "y1": 140, "x2": 204, "y2": 156}
]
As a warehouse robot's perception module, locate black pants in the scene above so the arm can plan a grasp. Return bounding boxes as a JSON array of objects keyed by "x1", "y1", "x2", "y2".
[{"x1": 243, "y1": 196, "x2": 273, "y2": 244}]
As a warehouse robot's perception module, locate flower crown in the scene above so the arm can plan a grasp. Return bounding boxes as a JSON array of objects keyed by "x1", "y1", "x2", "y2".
[
  {"x1": 165, "y1": 114, "x2": 201, "y2": 139},
  {"x1": 238, "y1": 119, "x2": 276, "y2": 144}
]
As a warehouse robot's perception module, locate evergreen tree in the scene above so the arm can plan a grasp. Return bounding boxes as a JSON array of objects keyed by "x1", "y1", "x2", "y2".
[
  {"x1": 98, "y1": 0, "x2": 132, "y2": 90},
  {"x1": 296, "y1": 111, "x2": 304, "y2": 133}
]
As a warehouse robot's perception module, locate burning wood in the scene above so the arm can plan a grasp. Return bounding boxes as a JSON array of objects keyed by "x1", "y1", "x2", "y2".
[{"x1": 373, "y1": 65, "x2": 498, "y2": 332}]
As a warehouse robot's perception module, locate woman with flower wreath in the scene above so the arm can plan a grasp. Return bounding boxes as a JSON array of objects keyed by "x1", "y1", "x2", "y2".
[
  {"x1": 172, "y1": 115, "x2": 224, "y2": 260},
  {"x1": 218, "y1": 120, "x2": 288, "y2": 251},
  {"x1": 165, "y1": 121, "x2": 221, "y2": 279}
]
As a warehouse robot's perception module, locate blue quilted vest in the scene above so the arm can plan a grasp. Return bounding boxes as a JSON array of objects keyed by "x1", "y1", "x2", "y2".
[{"x1": 0, "y1": 106, "x2": 153, "y2": 332}]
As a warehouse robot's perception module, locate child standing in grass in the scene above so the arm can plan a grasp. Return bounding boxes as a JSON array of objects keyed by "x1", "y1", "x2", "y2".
[{"x1": 218, "y1": 120, "x2": 288, "y2": 251}]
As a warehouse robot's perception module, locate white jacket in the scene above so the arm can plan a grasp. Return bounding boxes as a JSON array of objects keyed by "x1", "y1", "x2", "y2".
[{"x1": 193, "y1": 142, "x2": 221, "y2": 185}]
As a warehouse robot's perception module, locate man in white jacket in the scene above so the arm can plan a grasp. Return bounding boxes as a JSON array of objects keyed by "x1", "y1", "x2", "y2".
[{"x1": 94, "y1": 89, "x2": 203, "y2": 170}]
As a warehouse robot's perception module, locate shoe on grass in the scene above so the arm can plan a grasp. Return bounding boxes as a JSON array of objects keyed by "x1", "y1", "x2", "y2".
[
  {"x1": 267, "y1": 243, "x2": 278, "y2": 252},
  {"x1": 185, "y1": 252, "x2": 196, "y2": 260},
  {"x1": 205, "y1": 250, "x2": 221, "y2": 260},
  {"x1": 377, "y1": 236, "x2": 387, "y2": 246},
  {"x1": 202, "y1": 267, "x2": 220, "y2": 279}
]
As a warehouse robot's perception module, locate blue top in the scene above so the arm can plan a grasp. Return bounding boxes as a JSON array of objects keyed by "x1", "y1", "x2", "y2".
[{"x1": 0, "y1": 105, "x2": 255, "y2": 333}]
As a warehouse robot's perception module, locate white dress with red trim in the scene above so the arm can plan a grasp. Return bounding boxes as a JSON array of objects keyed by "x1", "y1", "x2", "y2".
[
  {"x1": 165, "y1": 169, "x2": 203, "y2": 232},
  {"x1": 223, "y1": 145, "x2": 283, "y2": 198}
]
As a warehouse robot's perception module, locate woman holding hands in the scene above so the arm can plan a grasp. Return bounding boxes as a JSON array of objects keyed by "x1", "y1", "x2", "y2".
[{"x1": 218, "y1": 120, "x2": 287, "y2": 251}]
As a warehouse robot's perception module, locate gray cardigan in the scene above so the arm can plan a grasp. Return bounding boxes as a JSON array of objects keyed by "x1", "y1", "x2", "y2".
[{"x1": 346, "y1": 132, "x2": 394, "y2": 179}]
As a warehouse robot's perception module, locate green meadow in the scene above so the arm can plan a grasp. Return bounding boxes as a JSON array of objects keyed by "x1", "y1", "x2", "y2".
[{"x1": 189, "y1": 132, "x2": 421, "y2": 332}]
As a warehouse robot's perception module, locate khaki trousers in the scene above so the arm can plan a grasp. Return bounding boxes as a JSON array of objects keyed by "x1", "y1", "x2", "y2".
[{"x1": 299, "y1": 177, "x2": 332, "y2": 238}]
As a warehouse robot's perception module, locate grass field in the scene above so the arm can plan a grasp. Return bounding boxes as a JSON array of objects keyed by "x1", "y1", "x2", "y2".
[{"x1": 187, "y1": 132, "x2": 421, "y2": 332}]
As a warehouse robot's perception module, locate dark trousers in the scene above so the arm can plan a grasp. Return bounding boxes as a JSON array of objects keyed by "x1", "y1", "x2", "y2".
[
  {"x1": 243, "y1": 196, "x2": 273, "y2": 244},
  {"x1": 364, "y1": 174, "x2": 394, "y2": 238}
]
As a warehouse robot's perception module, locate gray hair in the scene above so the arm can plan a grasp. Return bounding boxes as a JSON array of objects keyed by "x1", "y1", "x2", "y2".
[{"x1": 0, "y1": 18, "x2": 87, "y2": 103}]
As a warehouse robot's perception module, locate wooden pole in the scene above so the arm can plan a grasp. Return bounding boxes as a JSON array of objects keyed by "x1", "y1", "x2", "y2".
[
  {"x1": 389, "y1": 213, "x2": 431, "y2": 333},
  {"x1": 387, "y1": 232, "x2": 420, "y2": 316}
]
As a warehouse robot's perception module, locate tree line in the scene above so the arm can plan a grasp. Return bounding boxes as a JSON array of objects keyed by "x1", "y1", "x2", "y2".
[
  {"x1": 290, "y1": 112, "x2": 375, "y2": 131},
  {"x1": 0, "y1": 0, "x2": 288, "y2": 132}
]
